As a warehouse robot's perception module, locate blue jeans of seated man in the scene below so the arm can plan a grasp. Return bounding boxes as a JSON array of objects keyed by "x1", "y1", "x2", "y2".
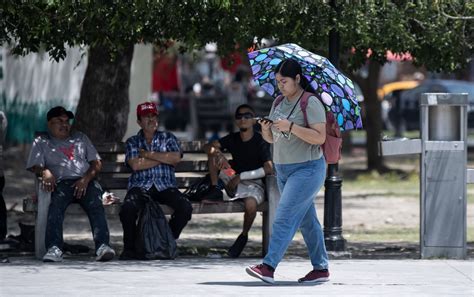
[
  {"x1": 263, "y1": 158, "x2": 328, "y2": 270},
  {"x1": 45, "y1": 179, "x2": 110, "y2": 251}
]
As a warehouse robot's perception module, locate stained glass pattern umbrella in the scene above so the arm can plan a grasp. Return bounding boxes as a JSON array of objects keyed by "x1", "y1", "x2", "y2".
[{"x1": 248, "y1": 43, "x2": 362, "y2": 131}]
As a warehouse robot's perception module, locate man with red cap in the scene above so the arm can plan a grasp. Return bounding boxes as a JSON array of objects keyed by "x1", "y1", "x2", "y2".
[
  {"x1": 26, "y1": 106, "x2": 115, "y2": 262},
  {"x1": 119, "y1": 102, "x2": 192, "y2": 260}
]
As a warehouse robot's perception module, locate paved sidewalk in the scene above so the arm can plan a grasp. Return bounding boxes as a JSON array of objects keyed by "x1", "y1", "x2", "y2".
[{"x1": 0, "y1": 257, "x2": 472, "y2": 296}]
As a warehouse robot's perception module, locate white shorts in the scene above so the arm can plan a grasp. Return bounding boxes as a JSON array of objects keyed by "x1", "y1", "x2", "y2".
[{"x1": 218, "y1": 172, "x2": 265, "y2": 205}]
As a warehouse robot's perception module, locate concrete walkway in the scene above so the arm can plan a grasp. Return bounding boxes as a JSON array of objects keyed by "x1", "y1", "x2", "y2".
[{"x1": 0, "y1": 257, "x2": 472, "y2": 296}]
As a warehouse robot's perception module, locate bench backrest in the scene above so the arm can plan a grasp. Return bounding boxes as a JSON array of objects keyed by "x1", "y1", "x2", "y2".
[{"x1": 95, "y1": 141, "x2": 210, "y2": 192}]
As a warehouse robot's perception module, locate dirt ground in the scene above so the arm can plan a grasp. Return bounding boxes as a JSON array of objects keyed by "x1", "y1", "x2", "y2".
[{"x1": 2, "y1": 145, "x2": 473, "y2": 259}]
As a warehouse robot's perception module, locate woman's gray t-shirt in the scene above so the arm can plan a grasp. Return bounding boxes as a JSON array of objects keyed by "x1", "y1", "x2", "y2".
[{"x1": 269, "y1": 95, "x2": 326, "y2": 164}]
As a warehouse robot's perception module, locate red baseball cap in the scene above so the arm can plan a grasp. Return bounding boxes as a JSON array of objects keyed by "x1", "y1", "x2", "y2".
[{"x1": 136, "y1": 102, "x2": 158, "y2": 118}]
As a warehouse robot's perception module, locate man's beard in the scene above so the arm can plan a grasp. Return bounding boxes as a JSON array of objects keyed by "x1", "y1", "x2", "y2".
[{"x1": 239, "y1": 127, "x2": 248, "y2": 132}]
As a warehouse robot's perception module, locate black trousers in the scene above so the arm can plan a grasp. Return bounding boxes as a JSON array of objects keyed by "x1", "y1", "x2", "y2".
[
  {"x1": 119, "y1": 186, "x2": 192, "y2": 251},
  {"x1": 0, "y1": 176, "x2": 5, "y2": 239}
]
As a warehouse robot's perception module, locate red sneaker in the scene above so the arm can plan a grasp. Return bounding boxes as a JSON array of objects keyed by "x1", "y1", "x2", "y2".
[
  {"x1": 298, "y1": 269, "x2": 330, "y2": 283},
  {"x1": 246, "y1": 264, "x2": 275, "y2": 284}
]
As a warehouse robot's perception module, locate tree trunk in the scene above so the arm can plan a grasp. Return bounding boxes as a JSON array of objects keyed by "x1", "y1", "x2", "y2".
[
  {"x1": 354, "y1": 59, "x2": 385, "y2": 172},
  {"x1": 74, "y1": 45, "x2": 134, "y2": 143}
]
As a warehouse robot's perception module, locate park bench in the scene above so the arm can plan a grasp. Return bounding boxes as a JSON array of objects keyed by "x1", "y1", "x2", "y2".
[{"x1": 23, "y1": 140, "x2": 280, "y2": 259}]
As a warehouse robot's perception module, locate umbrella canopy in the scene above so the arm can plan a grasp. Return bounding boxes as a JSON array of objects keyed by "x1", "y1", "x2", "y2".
[{"x1": 248, "y1": 43, "x2": 362, "y2": 131}]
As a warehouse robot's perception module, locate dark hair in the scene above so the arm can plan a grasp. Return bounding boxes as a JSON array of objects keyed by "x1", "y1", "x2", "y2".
[
  {"x1": 235, "y1": 104, "x2": 255, "y2": 116},
  {"x1": 275, "y1": 59, "x2": 315, "y2": 93}
]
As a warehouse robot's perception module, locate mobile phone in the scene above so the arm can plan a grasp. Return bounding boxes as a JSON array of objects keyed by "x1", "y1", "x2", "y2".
[{"x1": 254, "y1": 117, "x2": 273, "y2": 124}]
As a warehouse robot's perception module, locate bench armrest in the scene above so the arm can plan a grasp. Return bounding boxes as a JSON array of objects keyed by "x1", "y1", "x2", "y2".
[
  {"x1": 35, "y1": 178, "x2": 51, "y2": 259},
  {"x1": 263, "y1": 175, "x2": 280, "y2": 254}
]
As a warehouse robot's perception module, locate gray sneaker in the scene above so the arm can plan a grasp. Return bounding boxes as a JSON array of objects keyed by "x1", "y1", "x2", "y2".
[
  {"x1": 43, "y1": 246, "x2": 63, "y2": 262},
  {"x1": 96, "y1": 244, "x2": 115, "y2": 262}
]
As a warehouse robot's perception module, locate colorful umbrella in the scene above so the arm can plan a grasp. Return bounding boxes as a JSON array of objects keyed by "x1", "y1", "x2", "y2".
[{"x1": 248, "y1": 43, "x2": 362, "y2": 131}]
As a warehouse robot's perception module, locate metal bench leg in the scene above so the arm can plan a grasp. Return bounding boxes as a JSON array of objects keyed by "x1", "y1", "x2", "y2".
[
  {"x1": 263, "y1": 175, "x2": 280, "y2": 257},
  {"x1": 262, "y1": 211, "x2": 269, "y2": 257},
  {"x1": 35, "y1": 180, "x2": 51, "y2": 260}
]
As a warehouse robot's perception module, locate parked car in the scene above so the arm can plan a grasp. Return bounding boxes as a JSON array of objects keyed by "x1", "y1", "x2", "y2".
[
  {"x1": 386, "y1": 79, "x2": 474, "y2": 131},
  {"x1": 379, "y1": 80, "x2": 421, "y2": 131}
]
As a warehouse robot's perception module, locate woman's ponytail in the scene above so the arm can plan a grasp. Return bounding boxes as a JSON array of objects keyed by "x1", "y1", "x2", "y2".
[{"x1": 299, "y1": 75, "x2": 316, "y2": 94}]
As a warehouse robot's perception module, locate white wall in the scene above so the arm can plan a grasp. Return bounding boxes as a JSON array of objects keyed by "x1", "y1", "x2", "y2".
[
  {"x1": 2, "y1": 46, "x2": 87, "y2": 109},
  {"x1": 0, "y1": 44, "x2": 153, "y2": 143},
  {"x1": 124, "y1": 44, "x2": 153, "y2": 141}
]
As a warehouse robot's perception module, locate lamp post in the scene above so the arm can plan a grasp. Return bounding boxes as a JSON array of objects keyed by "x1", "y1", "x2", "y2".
[{"x1": 323, "y1": 0, "x2": 346, "y2": 251}]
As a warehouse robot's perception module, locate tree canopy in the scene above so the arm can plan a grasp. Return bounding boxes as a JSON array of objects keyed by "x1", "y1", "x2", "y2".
[
  {"x1": 3, "y1": 1, "x2": 471, "y2": 68},
  {"x1": 1, "y1": 1, "x2": 472, "y2": 169}
]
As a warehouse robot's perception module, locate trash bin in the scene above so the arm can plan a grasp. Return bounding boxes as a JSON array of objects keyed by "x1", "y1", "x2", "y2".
[
  {"x1": 379, "y1": 93, "x2": 468, "y2": 259},
  {"x1": 420, "y1": 93, "x2": 467, "y2": 259}
]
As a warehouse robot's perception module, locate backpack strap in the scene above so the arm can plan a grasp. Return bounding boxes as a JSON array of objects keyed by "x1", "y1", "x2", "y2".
[
  {"x1": 299, "y1": 92, "x2": 314, "y2": 127},
  {"x1": 274, "y1": 95, "x2": 285, "y2": 108}
]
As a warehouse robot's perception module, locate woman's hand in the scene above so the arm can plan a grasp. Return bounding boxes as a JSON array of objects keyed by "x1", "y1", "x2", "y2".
[
  {"x1": 257, "y1": 118, "x2": 273, "y2": 131},
  {"x1": 273, "y1": 118, "x2": 292, "y2": 133}
]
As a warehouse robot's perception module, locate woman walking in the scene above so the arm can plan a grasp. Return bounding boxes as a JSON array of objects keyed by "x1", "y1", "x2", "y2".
[{"x1": 246, "y1": 58, "x2": 329, "y2": 284}]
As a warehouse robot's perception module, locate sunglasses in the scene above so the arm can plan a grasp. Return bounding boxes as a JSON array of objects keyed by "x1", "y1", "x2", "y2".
[{"x1": 235, "y1": 112, "x2": 254, "y2": 120}]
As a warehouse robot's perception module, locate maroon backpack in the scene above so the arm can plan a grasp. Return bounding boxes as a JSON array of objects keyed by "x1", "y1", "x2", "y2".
[{"x1": 274, "y1": 92, "x2": 342, "y2": 164}]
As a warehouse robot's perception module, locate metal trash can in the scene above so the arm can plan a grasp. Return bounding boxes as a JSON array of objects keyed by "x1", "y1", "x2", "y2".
[
  {"x1": 379, "y1": 93, "x2": 468, "y2": 259},
  {"x1": 420, "y1": 93, "x2": 467, "y2": 259}
]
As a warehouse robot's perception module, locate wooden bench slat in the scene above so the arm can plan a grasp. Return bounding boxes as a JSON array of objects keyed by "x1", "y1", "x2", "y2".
[
  {"x1": 23, "y1": 198, "x2": 268, "y2": 215},
  {"x1": 95, "y1": 141, "x2": 207, "y2": 154},
  {"x1": 101, "y1": 160, "x2": 209, "y2": 174},
  {"x1": 97, "y1": 176, "x2": 208, "y2": 190}
]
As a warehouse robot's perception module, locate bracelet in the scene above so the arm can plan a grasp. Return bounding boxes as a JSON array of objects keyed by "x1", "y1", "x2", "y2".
[{"x1": 289, "y1": 121, "x2": 294, "y2": 134}]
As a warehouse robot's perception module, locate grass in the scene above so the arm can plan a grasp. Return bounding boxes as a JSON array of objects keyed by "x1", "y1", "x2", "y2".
[
  {"x1": 343, "y1": 170, "x2": 420, "y2": 197},
  {"x1": 343, "y1": 227, "x2": 420, "y2": 242},
  {"x1": 342, "y1": 165, "x2": 474, "y2": 203}
]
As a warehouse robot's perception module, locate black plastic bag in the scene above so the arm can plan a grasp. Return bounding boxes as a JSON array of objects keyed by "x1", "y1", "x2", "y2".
[
  {"x1": 183, "y1": 174, "x2": 212, "y2": 202},
  {"x1": 183, "y1": 174, "x2": 225, "y2": 202},
  {"x1": 135, "y1": 199, "x2": 177, "y2": 260}
]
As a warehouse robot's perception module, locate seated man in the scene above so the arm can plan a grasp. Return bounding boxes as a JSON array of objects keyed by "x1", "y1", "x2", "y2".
[
  {"x1": 119, "y1": 102, "x2": 193, "y2": 260},
  {"x1": 26, "y1": 106, "x2": 115, "y2": 262},
  {"x1": 203, "y1": 104, "x2": 273, "y2": 258}
]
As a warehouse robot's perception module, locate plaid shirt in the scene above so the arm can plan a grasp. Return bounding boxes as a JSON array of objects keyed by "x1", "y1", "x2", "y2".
[{"x1": 125, "y1": 130, "x2": 181, "y2": 191}]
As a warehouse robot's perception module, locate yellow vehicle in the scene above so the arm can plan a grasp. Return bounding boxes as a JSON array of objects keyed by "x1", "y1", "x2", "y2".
[
  {"x1": 378, "y1": 80, "x2": 421, "y2": 131},
  {"x1": 377, "y1": 80, "x2": 420, "y2": 100}
]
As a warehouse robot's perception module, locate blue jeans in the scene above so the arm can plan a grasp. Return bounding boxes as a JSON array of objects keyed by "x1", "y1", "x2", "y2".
[
  {"x1": 263, "y1": 158, "x2": 329, "y2": 270},
  {"x1": 45, "y1": 179, "x2": 110, "y2": 251}
]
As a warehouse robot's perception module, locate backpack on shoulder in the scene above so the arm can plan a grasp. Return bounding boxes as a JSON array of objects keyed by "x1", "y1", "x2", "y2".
[{"x1": 274, "y1": 92, "x2": 342, "y2": 164}]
